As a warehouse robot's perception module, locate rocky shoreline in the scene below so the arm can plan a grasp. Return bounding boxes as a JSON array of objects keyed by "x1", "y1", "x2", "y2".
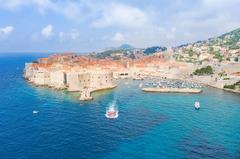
[{"x1": 23, "y1": 52, "x2": 240, "y2": 101}]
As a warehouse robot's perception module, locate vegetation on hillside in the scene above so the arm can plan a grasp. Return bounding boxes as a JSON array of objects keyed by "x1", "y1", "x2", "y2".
[
  {"x1": 96, "y1": 50, "x2": 116, "y2": 59},
  {"x1": 184, "y1": 48, "x2": 195, "y2": 57},
  {"x1": 210, "y1": 28, "x2": 240, "y2": 50},
  {"x1": 193, "y1": 66, "x2": 213, "y2": 75},
  {"x1": 213, "y1": 50, "x2": 224, "y2": 62},
  {"x1": 144, "y1": 46, "x2": 167, "y2": 55},
  {"x1": 224, "y1": 81, "x2": 240, "y2": 90}
]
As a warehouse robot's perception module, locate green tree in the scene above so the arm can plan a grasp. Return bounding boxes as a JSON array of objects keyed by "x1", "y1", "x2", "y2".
[{"x1": 193, "y1": 66, "x2": 214, "y2": 75}]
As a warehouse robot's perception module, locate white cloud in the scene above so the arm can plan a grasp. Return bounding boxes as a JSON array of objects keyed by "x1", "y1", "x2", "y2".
[
  {"x1": 122, "y1": 26, "x2": 178, "y2": 47},
  {"x1": 0, "y1": 26, "x2": 14, "y2": 40},
  {"x1": 203, "y1": 0, "x2": 240, "y2": 9},
  {"x1": 59, "y1": 30, "x2": 80, "y2": 41},
  {"x1": 93, "y1": 3, "x2": 148, "y2": 28},
  {"x1": 41, "y1": 24, "x2": 53, "y2": 38},
  {"x1": 60, "y1": 2, "x2": 82, "y2": 20},
  {"x1": 0, "y1": 0, "x2": 86, "y2": 21},
  {"x1": 154, "y1": 0, "x2": 240, "y2": 45},
  {"x1": 112, "y1": 32, "x2": 125, "y2": 42},
  {"x1": 183, "y1": 32, "x2": 192, "y2": 38},
  {"x1": 1, "y1": 0, "x2": 240, "y2": 50},
  {"x1": 0, "y1": 0, "x2": 28, "y2": 10},
  {"x1": 170, "y1": 27, "x2": 176, "y2": 33},
  {"x1": 165, "y1": 27, "x2": 176, "y2": 39},
  {"x1": 34, "y1": 1, "x2": 85, "y2": 21},
  {"x1": 70, "y1": 31, "x2": 79, "y2": 40},
  {"x1": 0, "y1": 26, "x2": 14, "y2": 34}
]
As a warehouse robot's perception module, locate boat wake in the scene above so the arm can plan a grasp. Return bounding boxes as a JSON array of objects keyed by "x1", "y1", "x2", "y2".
[
  {"x1": 195, "y1": 101, "x2": 200, "y2": 110},
  {"x1": 105, "y1": 101, "x2": 118, "y2": 119}
]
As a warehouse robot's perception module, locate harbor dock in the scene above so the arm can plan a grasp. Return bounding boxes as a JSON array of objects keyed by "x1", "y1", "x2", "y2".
[{"x1": 142, "y1": 87, "x2": 202, "y2": 94}]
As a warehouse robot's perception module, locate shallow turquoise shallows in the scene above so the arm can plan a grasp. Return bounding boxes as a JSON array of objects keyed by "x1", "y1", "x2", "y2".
[{"x1": 0, "y1": 53, "x2": 240, "y2": 159}]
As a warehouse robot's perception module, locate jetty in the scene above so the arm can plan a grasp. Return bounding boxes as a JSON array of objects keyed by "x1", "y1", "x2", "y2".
[
  {"x1": 142, "y1": 87, "x2": 202, "y2": 94},
  {"x1": 223, "y1": 88, "x2": 240, "y2": 94},
  {"x1": 79, "y1": 85, "x2": 117, "y2": 101},
  {"x1": 79, "y1": 88, "x2": 93, "y2": 101}
]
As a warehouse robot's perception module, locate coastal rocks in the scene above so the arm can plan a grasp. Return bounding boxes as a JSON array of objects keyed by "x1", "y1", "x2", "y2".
[
  {"x1": 132, "y1": 75, "x2": 144, "y2": 80},
  {"x1": 79, "y1": 89, "x2": 93, "y2": 101}
]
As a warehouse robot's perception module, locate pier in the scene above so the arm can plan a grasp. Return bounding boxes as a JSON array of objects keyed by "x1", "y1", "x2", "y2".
[{"x1": 142, "y1": 87, "x2": 202, "y2": 94}]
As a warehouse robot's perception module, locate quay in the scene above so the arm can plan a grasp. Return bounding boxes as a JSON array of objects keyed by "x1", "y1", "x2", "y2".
[
  {"x1": 142, "y1": 87, "x2": 202, "y2": 94},
  {"x1": 79, "y1": 85, "x2": 117, "y2": 101},
  {"x1": 223, "y1": 88, "x2": 240, "y2": 94}
]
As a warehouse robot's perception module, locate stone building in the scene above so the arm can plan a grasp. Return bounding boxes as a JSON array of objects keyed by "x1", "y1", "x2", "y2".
[
  {"x1": 66, "y1": 71, "x2": 116, "y2": 92},
  {"x1": 24, "y1": 63, "x2": 116, "y2": 93}
]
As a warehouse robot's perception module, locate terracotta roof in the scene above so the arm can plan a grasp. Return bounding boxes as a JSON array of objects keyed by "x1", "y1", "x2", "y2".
[{"x1": 231, "y1": 72, "x2": 240, "y2": 76}]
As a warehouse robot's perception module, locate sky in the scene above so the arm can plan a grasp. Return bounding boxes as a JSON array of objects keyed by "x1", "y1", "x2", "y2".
[{"x1": 0, "y1": 0, "x2": 240, "y2": 52}]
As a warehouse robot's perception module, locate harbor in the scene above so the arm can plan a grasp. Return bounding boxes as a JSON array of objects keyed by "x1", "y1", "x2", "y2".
[
  {"x1": 1, "y1": 54, "x2": 240, "y2": 159},
  {"x1": 140, "y1": 78, "x2": 203, "y2": 93},
  {"x1": 142, "y1": 87, "x2": 202, "y2": 93},
  {"x1": 1, "y1": 0, "x2": 240, "y2": 158}
]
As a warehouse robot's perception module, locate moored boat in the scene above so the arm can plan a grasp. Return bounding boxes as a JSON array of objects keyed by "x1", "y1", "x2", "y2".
[
  {"x1": 195, "y1": 101, "x2": 200, "y2": 109},
  {"x1": 33, "y1": 110, "x2": 39, "y2": 114}
]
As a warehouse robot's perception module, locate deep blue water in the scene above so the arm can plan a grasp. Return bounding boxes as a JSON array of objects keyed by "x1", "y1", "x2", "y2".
[{"x1": 0, "y1": 53, "x2": 240, "y2": 159}]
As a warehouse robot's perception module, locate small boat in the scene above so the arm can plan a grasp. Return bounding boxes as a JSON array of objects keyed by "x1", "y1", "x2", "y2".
[
  {"x1": 33, "y1": 110, "x2": 39, "y2": 114},
  {"x1": 105, "y1": 104, "x2": 118, "y2": 119},
  {"x1": 195, "y1": 101, "x2": 200, "y2": 109},
  {"x1": 139, "y1": 83, "x2": 143, "y2": 88}
]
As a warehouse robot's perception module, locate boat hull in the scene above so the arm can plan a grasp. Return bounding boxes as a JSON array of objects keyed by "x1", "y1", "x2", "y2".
[{"x1": 105, "y1": 112, "x2": 119, "y2": 119}]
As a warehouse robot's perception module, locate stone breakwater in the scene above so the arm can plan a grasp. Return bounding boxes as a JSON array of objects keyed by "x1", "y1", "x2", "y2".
[
  {"x1": 223, "y1": 88, "x2": 240, "y2": 94},
  {"x1": 142, "y1": 87, "x2": 202, "y2": 94},
  {"x1": 78, "y1": 85, "x2": 117, "y2": 101},
  {"x1": 24, "y1": 63, "x2": 117, "y2": 101}
]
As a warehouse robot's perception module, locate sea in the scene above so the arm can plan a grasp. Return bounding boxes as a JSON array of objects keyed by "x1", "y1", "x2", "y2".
[{"x1": 0, "y1": 53, "x2": 240, "y2": 159}]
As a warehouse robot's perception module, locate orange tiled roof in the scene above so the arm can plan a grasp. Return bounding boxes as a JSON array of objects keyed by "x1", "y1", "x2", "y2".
[{"x1": 231, "y1": 72, "x2": 240, "y2": 76}]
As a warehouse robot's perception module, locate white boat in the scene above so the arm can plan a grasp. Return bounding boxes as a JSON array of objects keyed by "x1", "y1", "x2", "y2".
[
  {"x1": 195, "y1": 101, "x2": 200, "y2": 109},
  {"x1": 139, "y1": 83, "x2": 143, "y2": 88},
  {"x1": 105, "y1": 103, "x2": 118, "y2": 119},
  {"x1": 33, "y1": 110, "x2": 39, "y2": 114}
]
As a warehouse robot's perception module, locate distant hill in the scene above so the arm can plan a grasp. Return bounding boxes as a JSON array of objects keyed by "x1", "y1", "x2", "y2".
[
  {"x1": 175, "y1": 27, "x2": 240, "y2": 50},
  {"x1": 172, "y1": 27, "x2": 240, "y2": 63},
  {"x1": 218, "y1": 28, "x2": 240, "y2": 40},
  {"x1": 209, "y1": 27, "x2": 240, "y2": 49},
  {"x1": 177, "y1": 27, "x2": 240, "y2": 50},
  {"x1": 96, "y1": 44, "x2": 134, "y2": 59},
  {"x1": 95, "y1": 44, "x2": 168, "y2": 59},
  {"x1": 119, "y1": 44, "x2": 134, "y2": 49},
  {"x1": 104, "y1": 44, "x2": 134, "y2": 51}
]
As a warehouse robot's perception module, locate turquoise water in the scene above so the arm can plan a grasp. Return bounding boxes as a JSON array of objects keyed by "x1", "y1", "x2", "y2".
[{"x1": 0, "y1": 53, "x2": 240, "y2": 159}]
